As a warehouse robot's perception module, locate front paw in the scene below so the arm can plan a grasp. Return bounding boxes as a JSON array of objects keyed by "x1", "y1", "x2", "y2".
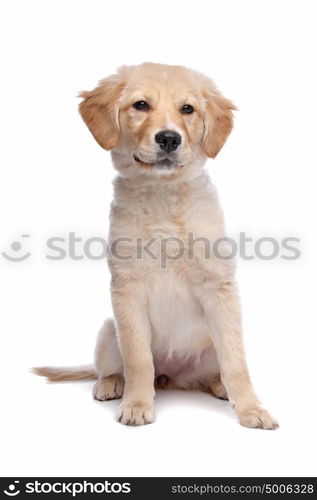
[
  {"x1": 117, "y1": 399, "x2": 155, "y2": 426},
  {"x1": 236, "y1": 405, "x2": 279, "y2": 430}
]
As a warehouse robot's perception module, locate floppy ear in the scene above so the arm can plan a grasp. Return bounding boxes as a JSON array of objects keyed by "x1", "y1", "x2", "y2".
[
  {"x1": 202, "y1": 86, "x2": 236, "y2": 158},
  {"x1": 79, "y1": 74, "x2": 125, "y2": 150}
]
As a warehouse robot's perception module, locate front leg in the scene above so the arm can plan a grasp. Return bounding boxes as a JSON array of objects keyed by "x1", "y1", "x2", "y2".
[
  {"x1": 111, "y1": 280, "x2": 155, "y2": 426},
  {"x1": 200, "y1": 280, "x2": 278, "y2": 430}
]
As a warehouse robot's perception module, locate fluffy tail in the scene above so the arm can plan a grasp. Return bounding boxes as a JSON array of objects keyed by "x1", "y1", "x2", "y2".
[{"x1": 32, "y1": 364, "x2": 97, "y2": 382}]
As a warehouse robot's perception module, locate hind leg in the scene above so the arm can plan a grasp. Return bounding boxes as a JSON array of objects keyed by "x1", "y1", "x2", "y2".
[
  {"x1": 163, "y1": 370, "x2": 228, "y2": 401},
  {"x1": 165, "y1": 344, "x2": 228, "y2": 400},
  {"x1": 209, "y1": 376, "x2": 228, "y2": 400},
  {"x1": 171, "y1": 373, "x2": 228, "y2": 400},
  {"x1": 93, "y1": 319, "x2": 124, "y2": 401}
]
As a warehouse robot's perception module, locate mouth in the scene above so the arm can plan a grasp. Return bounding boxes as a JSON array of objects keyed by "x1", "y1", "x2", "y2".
[{"x1": 133, "y1": 155, "x2": 182, "y2": 169}]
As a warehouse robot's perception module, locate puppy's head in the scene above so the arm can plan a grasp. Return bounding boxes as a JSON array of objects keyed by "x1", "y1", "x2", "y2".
[{"x1": 79, "y1": 63, "x2": 236, "y2": 177}]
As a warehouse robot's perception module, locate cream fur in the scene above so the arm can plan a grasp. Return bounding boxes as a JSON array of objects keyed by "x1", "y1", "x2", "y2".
[{"x1": 34, "y1": 63, "x2": 278, "y2": 430}]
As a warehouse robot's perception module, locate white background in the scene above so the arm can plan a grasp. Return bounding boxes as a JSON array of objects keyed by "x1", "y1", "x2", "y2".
[{"x1": 0, "y1": 0, "x2": 316, "y2": 478}]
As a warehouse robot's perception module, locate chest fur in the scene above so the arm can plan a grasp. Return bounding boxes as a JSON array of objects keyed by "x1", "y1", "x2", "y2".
[{"x1": 108, "y1": 174, "x2": 228, "y2": 279}]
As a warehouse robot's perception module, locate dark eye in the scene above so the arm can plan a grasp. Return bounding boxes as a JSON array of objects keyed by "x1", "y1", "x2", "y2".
[
  {"x1": 133, "y1": 101, "x2": 150, "y2": 111},
  {"x1": 181, "y1": 104, "x2": 194, "y2": 114}
]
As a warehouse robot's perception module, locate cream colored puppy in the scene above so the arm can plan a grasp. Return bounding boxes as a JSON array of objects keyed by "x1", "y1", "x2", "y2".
[{"x1": 35, "y1": 63, "x2": 278, "y2": 429}]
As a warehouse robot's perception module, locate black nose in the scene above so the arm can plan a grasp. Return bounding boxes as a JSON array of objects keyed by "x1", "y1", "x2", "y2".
[{"x1": 155, "y1": 130, "x2": 182, "y2": 153}]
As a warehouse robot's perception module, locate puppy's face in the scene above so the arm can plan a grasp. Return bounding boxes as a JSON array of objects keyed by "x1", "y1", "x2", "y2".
[{"x1": 79, "y1": 63, "x2": 235, "y2": 177}]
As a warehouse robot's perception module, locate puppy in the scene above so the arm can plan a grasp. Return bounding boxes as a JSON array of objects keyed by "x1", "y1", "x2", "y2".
[{"x1": 34, "y1": 63, "x2": 278, "y2": 429}]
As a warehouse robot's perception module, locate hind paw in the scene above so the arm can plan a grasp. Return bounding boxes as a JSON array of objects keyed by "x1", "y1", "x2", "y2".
[
  {"x1": 210, "y1": 379, "x2": 228, "y2": 400},
  {"x1": 93, "y1": 375, "x2": 124, "y2": 401}
]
